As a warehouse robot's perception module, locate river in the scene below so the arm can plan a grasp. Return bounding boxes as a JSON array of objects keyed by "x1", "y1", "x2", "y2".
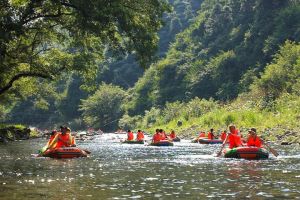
[{"x1": 0, "y1": 133, "x2": 300, "y2": 199}]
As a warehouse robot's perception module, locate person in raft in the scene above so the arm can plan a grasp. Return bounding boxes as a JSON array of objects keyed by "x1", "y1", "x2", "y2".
[
  {"x1": 207, "y1": 128, "x2": 215, "y2": 140},
  {"x1": 48, "y1": 126, "x2": 73, "y2": 149},
  {"x1": 127, "y1": 130, "x2": 134, "y2": 141},
  {"x1": 198, "y1": 131, "x2": 206, "y2": 138},
  {"x1": 169, "y1": 130, "x2": 176, "y2": 140},
  {"x1": 47, "y1": 130, "x2": 58, "y2": 147},
  {"x1": 220, "y1": 130, "x2": 227, "y2": 141},
  {"x1": 71, "y1": 131, "x2": 76, "y2": 147},
  {"x1": 227, "y1": 124, "x2": 242, "y2": 149},
  {"x1": 246, "y1": 128, "x2": 262, "y2": 148},
  {"x1": 136, "y1": 130, "x2": 144, "y2": 141},
  {"x1": 152, "y1": 129, "x2": 161, "y2": 143},
  {"x1": 160, "y1": 129, "x2": 167, "y2": 140}
]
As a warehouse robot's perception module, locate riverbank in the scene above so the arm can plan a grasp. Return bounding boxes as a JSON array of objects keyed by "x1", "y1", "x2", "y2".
[
  {"x1": 0, "y1": 124, "x2": 41, "y2": 143},
  {"x1": 134, "y1": 94, "x2": 300, "y2": 145}
]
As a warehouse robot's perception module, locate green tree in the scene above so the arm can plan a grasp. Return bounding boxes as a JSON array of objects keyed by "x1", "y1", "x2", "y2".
[
  {"x1": 0, "y1": 0, "x2": 169, "y2": 97},
  {"x1": 126, "y1": 0, "x2": 300, "y2": 115},
  {"x1": 79, "y1": 83, "x2": 126, "y2": 131},
  {"x1": 251, "y1": 41, "x2": 300, "y2": 98}
]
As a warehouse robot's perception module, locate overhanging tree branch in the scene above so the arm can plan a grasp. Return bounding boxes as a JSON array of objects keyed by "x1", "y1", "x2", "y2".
[{"x1": 0, "y1": 72, "x2": 53, "y2": 96}]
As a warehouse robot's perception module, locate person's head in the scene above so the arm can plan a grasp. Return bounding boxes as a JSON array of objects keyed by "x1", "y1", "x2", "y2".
[
  {"x1": 229, "y1": 124, "x2": 236, "y2": 133},
  {"x1": 65, "y1": 127, "x2": 71, "y2": 133},
  {"x1": 127, "y1": 130, "x2": 131, "y2": 133},
  {"x1": 171, "y1": 130, "x2": 175, "y2": 134},
  {"x1": 138, "y1": 130, "x2": 141, "y2": 132},
  {"x1": 210, "y1": 128, "x2": 214, "y2": 132},
  {"x1": 155, "y1": 129, "x2": 159, "y2": 133},
  {"x1": 248, "y1": 128, "x2": 257, "y2": 136},
  {"x1": 50, "y1": 130, "x2": 57, "y2": 135},
  {"x1": 60, "y1": 126, "x2": 67, "y2": 134},
  {"x1": 223, "y1": 130, "x2": 227, "y2": 133},
  {"x1": 159, "y1": 129, "x2": 163, "y2": 133}
]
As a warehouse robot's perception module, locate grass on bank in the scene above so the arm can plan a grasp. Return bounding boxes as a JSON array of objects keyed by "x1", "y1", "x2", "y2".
[{"x1": 134, "y1": 94, "x2": 300, "y2": 143}]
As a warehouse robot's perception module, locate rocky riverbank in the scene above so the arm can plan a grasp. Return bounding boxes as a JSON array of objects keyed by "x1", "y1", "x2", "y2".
[{"x1": 0, "y1": 125, "x2": 41, "y2": 143}]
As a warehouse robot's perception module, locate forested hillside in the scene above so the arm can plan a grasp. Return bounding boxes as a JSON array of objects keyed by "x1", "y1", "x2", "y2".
[
  {"x1": 2, "y1": 0, "x2": 300, "y2": 135},
  {"x1": 3, "y1": 0, "x2": 202, "y2": 129},
  {"x1": 125, "y1": 0, "x2": 300, "y2": 115},
  {"x1": 117, "y1": 0, "x2": 300, "y2": 140}
]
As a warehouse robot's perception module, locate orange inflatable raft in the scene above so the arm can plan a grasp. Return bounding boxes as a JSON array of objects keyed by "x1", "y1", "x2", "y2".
[
  {"x1": 43, "y1": 147, "x2": 88, "y2": 159},
  {"x1": 223, "y1": 146, "x2": 269, "y2": 160}
]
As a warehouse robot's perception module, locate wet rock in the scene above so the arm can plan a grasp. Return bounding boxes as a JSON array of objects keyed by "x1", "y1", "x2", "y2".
[
  {"x1": 281, "y1": 142, "x2": 292, "y2": 145},
  {"x1": 0, "y1": 126, "x2": 32, "y2": 143},
  {"x1": 177, "y1": 121, "x2": 183, "y2": 127}
]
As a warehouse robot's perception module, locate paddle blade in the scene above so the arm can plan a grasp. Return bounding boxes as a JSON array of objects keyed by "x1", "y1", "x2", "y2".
[
  {"x1": 38, "y1": 145, "x2": 48, "y2": 155},
  {"x1": 268, "y1": 147, "x2": 279, "y2": 157},
  {"x1": 262, "y1": 139, "x2": 279, "y2": 157},
  {"x1": 216, "y1": 150, "x2": 223, "y2": 157},
  {"x1": 82, "y1": 149, "x2": 91, "y2": 154}
]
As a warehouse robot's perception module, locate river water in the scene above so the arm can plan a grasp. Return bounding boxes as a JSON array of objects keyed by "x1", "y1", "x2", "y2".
[{"x1": 0, "y1": 133, "x2": 299, "y2": 199}]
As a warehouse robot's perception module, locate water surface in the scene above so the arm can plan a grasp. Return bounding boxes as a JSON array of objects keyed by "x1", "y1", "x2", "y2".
[{"x1": 0, "y1": 133, "x2": 299, "y2": 199}]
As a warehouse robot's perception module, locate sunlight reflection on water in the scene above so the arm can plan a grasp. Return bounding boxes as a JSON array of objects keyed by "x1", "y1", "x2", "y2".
[{"x1": 0, "y1": 134, "x2": 300, "y2": 199}]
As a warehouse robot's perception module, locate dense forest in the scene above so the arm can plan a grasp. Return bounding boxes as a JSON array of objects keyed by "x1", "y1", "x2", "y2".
[
  {"x1": 2, "y1": 0, "x2": 202, "y2": 129},
  {"x1": 1, "y1": 0, "x2": 300, "y2": 141}
]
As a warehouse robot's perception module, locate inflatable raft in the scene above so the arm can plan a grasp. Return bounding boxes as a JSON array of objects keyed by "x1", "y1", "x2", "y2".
[
  {"x1": 43, "y1": 147, "x2": 88, "y2": 159},
  {"x1": 122, "y1": 140, "x2": 144, "y2": 144},
  {"x1": 223, "y1": 147, "x2": 269, "y2": 160},
  {"x1": 199, "y1": 138, "x2": 223, "y2": 144},
  {"x1": 172, "y1": 137, "x2": 181, "y2": 142},
  {"x1": 150, "y1": 140, "x2": 174, "y2": 146},
  {"x1": 191, "y1": 137, "x2": 207, "y2": 143}
]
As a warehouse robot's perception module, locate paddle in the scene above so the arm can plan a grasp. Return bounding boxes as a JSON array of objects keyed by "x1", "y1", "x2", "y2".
[
  {"x1": 261, "y1": 140, "x2": 279, "y2": 157},
  {"x1": 38, "y1": 145, "x2": 48, "y2": 156},
  {"x1": 216, "y1": 134, "x2": 229, "y2": 157},
  {"x1": 82, "y1": 149, "x2": 91, "y2": 154}
]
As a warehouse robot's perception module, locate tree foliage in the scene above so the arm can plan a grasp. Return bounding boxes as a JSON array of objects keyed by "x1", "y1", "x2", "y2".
[
  {"x1": 0, "y1": 0, "x2": 169, "y2": 97},
  {"x1": 126, "y1": 0, "x2": 300, "y2": 115},
  {"x1": 79, "y1": 83, "x2": 126, "y2": 131},
  {"x1": 4, "y1": 0, "x2": 300, "y2": 132},
  {"x1": 251, "y1": 41, "x2": 300, "y2": 98}
]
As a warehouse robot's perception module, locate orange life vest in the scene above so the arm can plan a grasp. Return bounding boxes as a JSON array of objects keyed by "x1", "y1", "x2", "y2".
[
  {"x1": 56, "y1": 133, "x2": 71, "y2": 148},
  {"x1": 247, "y1": 136, "x2": 262, "y2": 147},
  {"x1": 127, "y1": 132, "x2": 134, "y2": 141},
  {"x1": 47, "y1": 134, "x2": 56, "y2": 146},
  {"x1": 231, "y1": 129, "x2": 239, "y2": 135},
  {"x1": 169, "y1": 132, "x2": 176, "y2": 139},
  {"x1": 71, "y1": 136, "x2": 76, "y2": 146},
  {"x1": 160, "y1": 132, "x2": 167, "y2": 140},
  {"x1": 220, "y1": 132, "x2": 227, "y2": 141},
  {"x1": 153, "y1": 133, "x2": 161, "y2": 143},
  {"x1": 136, "y1": 131, "x2": 144, "y2": 141},
  {"x1": 228, "y1": 134, "x2": 242, "y2": 149},
  {"x1": 199, "y1": 132, "x2": 205, "y2": 137},
  {"x1": 207, "y1": 132, "x2": 214, "y2": 140}
]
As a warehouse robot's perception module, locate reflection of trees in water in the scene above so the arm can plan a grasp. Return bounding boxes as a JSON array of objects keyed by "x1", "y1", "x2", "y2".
[{"x1": 223, "y1": 161, "x2": 271, "y2": 198}]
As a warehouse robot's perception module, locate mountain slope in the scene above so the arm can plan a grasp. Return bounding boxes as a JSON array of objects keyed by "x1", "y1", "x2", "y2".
[{"x1": 126, "y1": 0, "x2": 300, "y2": 115}]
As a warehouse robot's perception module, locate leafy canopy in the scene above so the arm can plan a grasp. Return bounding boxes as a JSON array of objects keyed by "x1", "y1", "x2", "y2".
[
  {"x1": 0, "y1": 0, "x2": 169, "y2": 97},
  {"x1": 79, "y1": 83, "x2": 126, "y2": 131}
]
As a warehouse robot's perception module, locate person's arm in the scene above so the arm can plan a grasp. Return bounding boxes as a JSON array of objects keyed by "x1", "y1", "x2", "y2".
[
  {"x1": 68, "y1": 134, "x2": 72, "y2": 146},
  {"x1": 216, "y1": 134, "x2": 229, "y2": 157},
  {"x1": 48, "y1": 134, "x2": 59, "y2": 149}
]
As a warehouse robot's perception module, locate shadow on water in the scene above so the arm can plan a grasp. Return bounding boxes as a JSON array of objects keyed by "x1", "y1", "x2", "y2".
[{"x1": 0, "y1": 133, "x2": 300, "y2": 199}]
